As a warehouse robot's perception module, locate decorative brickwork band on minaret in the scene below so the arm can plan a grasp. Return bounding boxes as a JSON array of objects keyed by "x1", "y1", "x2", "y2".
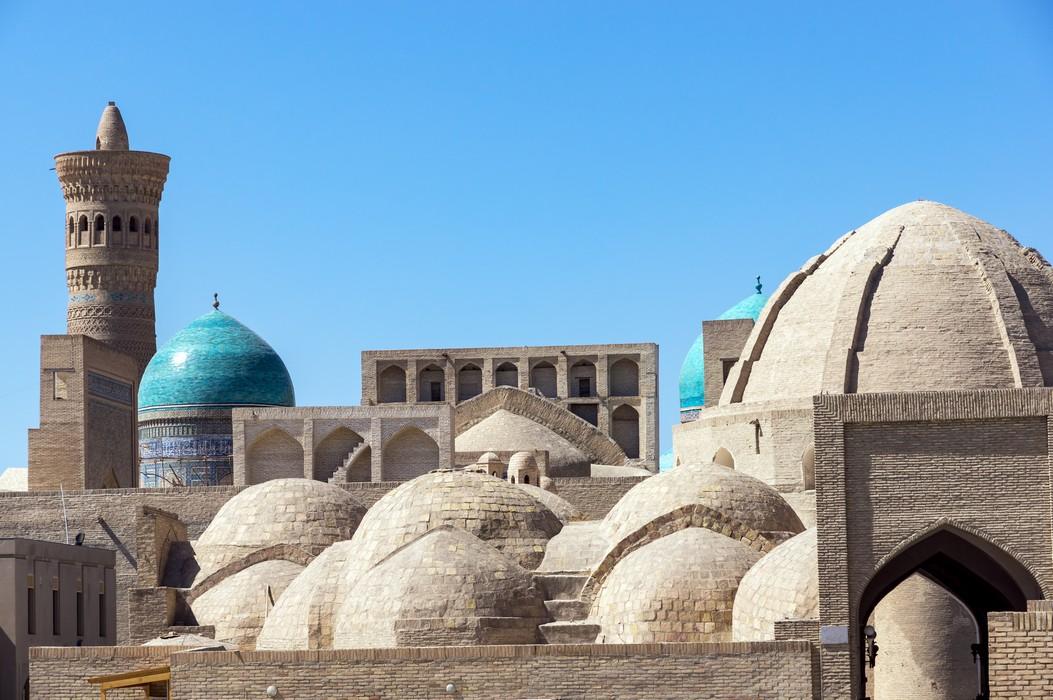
[{"x1": 55, "y1": 102, "x2": 170, "y2": 374}]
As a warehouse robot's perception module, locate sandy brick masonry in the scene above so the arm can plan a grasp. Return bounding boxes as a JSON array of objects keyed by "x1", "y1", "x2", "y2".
[
  {"x1": 30, "y1": 642, "x2": 817, "y2": 699},
  {"x1": 988, "y1": 608, "x2": 1053, "y2": 699}
]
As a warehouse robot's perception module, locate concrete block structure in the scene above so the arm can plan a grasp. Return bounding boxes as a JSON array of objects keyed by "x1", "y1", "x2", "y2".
[
  {"x1": 361, "y1": 343, "x2": 659, "y2": 471},
  {"x1": 0, "y1": 538, "x2": 116, "y2": 700}
]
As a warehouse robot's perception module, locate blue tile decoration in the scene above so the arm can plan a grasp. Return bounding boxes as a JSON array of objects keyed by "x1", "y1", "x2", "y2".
[
  {"x1": 679, "y1": 284, "x2": 770, "y2": 416},
  {"x1": 138, "y1": 309, "x2": 296, "y2": 411}
]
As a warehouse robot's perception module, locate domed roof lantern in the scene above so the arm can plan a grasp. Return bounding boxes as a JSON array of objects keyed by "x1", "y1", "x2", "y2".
[{"x1": 95, "y1": 101, "x2": 129, "y2": 151}]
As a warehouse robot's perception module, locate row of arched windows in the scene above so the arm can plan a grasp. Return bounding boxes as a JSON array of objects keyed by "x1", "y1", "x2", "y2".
[{"x1": 67, "y1": 214, "x2": 156, "y2": 250}]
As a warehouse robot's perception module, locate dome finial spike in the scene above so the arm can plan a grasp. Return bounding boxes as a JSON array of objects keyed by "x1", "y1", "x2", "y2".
[
  {"x1": 212, "y1": 293, "x2": 220, "y2": 310},
  {"x1": 755, "y1": 276, "x2": 763, "y2": 295}
]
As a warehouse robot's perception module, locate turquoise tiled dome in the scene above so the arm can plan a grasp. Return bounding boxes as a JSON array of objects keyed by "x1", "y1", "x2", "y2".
[
  {"x1": 679, "y1": 289, "x2": 769, "y2": 411},
  {"x1": 139, "y1": 309, "x2": 295, "y2": 412}
]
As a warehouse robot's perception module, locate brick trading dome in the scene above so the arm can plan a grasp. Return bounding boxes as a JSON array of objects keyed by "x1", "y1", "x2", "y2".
[
  {"x1": 601, "y1": 463, "x2": 804, "y2": 550},
  {"x1": 345, "y1": 469, "x2": 562, "y2": 574},
  {"x1": 191, "y1": 559, "x2": 304, "y2": 649},
  {"x1": 332, "y1": 527, "x2": 549, "y2": 648},
  {"x1": 724, "y1": 201, "x2": 1053, "y2": 405},
  {"x1": 732, "y1": 527, "x2": 819, "y2": 642},
  {"x1": 591, "y1": 528, "x2": 762, "y2": 643},
  {"x1": 193, "y1": 478, "x2": 365, "y2": 584}
]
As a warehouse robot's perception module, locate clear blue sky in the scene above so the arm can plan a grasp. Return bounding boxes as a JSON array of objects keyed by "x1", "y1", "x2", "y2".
[{"x1": 1, "y1": 1, "x2": 1052, "y2": 473}]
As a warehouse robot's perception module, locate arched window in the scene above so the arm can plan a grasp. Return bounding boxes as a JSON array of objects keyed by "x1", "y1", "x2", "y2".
[
  {"x1": 713, "y1": 447, "x2": 735, "y2": 469},
  {"x1": 129, "y1": 216, "x2": 138, "y2": 233},
  {"x1": 78, "y1": 215, "x2": 88, "y2": 232},
  {"x1": 144, "y1": 218, "x2": 152, "y2": 235},
  {"x1": 93, "y1": 215, "x2": 105, "y2": 245},
  {"x1": 111, "y1": 215, "x2": 122, "y2": 232},
  {"x1": 68, "y1": 217, "x2": 74, "y2": 234},
  {"x1": 495, "y1": 362, "x2": 518, "y2": 387},
  {"x1": 523, "y1": 474, "x2": 530, "y2": 484},
  {"x1": 569, "y1": 360, "x2": 596, "y2": 397},
  {"x1": 457, "y1": 363, "x2": 482, "y2": 402},
  {"x1": 418, "y1": 364, "x2": 445, "y2": 402},
  {"x1": 611, "y1": 404, "x2": 640, "y2": 459}
]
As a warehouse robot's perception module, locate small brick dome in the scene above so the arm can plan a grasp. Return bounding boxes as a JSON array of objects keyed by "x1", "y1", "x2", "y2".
[
  {"x1": 256, "y1": 540, "x2": 356, "y2": 650},
  {"x1": 732, "y1": 528, "x2": 819, "y2": 642},
  {"x1": 601, "y1": 463, "x2": 804, "y2": 550},
  {"x1": 347, "y1": 469, "x2": 562, "y2": 574},
  {"x1": 591, "y1": 528, "x2": 762, "y2": 643},
  {"x1": 191, "y1": 559, "x2": 304, "y2": 649},
  {"x1": 194, "y1": 478, "x2": 365, "y2": 584},
  {"x1": 332, "y1": 527, "x2": 548, "y2": 648}
]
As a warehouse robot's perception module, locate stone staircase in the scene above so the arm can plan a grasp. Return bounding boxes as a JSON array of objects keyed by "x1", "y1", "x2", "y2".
[
  {"x1": 328, "y1": 442, "x2": 370, "y2": 484},
  {"x1": 535, "y1": 573, "x2": 600, "y2": 644}
]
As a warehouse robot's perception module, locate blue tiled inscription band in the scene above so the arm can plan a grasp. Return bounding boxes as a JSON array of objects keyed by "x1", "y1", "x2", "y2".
[{"x1": 87, "y1": 372, "x2": 133, "y2": 406}]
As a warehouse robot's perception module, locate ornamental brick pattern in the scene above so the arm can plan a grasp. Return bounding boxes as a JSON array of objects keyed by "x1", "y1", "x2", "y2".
[
  {"x1": 56, "y1": 104, "x2": 170, "y2": 374},
  {"x1": 591, "y1": 528, "x2": 762, "y2": 643},
  {"x1": 332, "y1": 527, "x2": 548, "y2": 648},
  {"x1": 732, "y1": 527, "x2": 819, "y2": 642}
]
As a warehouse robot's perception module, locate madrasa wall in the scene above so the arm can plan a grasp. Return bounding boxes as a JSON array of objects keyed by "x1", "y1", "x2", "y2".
[{"x1": 987, "y1": 604, "x2": 1053, "y2": 699}]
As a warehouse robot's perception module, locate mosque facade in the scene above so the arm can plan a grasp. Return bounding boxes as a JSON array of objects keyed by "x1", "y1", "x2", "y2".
[{"x1": 5, "y1": 104, "x2": 1053, "y2": 700}]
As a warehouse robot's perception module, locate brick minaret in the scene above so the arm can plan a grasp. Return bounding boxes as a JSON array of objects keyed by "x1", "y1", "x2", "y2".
[{"x1": 55, "y1": 102, "x2": 170, "y2": 374}]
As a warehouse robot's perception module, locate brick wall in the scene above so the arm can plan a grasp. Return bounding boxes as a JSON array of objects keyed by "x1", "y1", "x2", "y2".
[
  {"x1": 168, "y1": 642, "x2": 815, "y2": 700},
  {"x1": 549, "y1": 477, "x2": 645, "y2": 520},
  {"x1": 30, "y1": 646, "x2": 174, "y2": 700},
  {"x1": 0, "y1": 487, "x2": 236, "y2": 643},
  {"x1": 988, "y1": 610, "x2": 1053, "y2": 699}
]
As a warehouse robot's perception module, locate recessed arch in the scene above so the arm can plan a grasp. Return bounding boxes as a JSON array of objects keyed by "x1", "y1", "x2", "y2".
[
  {"x1": 801, "y1": 444, "x2": 815, "y2": 490},
  {"x1": 313, "y1": 427, "x2": 365, "y2": 482},
  {"x1": 111, "y1": 215, "x2": 122, "y2": 232},
  {"x1": 611, "y1": 404, "x2": 640, "y2": 459},
  {"x1": 129, "y1": 216, "x2": 138, "y2": 233},
  {"x1": 93, "y1": 214, "x2": 105, "y2": 245},
  {"x1": 529, "y1": 361, "x2": 558, "y2": 398},
  {"x1": 246, "y1": 428, "x2": 304, "y2": 484},
  {"x1": 382, "y1": 427, "x2": 439, "y2": 481},
  {"x1": 378, "y1": 365, "x2": 407, "y2": 403},
  {"x1": 713, "y1": 447, "x2": 735, "y2": 469},
  {"x1": 495, "y1": 362, "x2": 518, "y2": 388},
  {"x1": 569, "y1": 360, "x2": 596, "y2": 397},
  {"x1": 457, "y1": 363, "x2": 482, "y2": 402},
  {"x1": 858, "y1": 526, "x2": 1042, "y2": 697},
  {"x1": 609, "y1": 359, "x2": 639, "y2": 397},
  {"x1": 417, "y1": 364, "x2": 445, "y2": 402}
]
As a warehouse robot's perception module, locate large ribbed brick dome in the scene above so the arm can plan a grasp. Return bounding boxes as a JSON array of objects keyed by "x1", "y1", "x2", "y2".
[{"x1": 723, "y1": 201, "x2": 1053, "y2": 405}]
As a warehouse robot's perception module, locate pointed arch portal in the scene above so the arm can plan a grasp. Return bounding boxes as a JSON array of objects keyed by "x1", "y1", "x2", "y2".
[{"x1": 858, "y1": 527, "x2": 1041, "y2": 698}]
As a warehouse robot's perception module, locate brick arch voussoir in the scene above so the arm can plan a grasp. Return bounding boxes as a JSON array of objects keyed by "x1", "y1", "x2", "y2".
[
  {"x1": 454, "y1": 386, "x2": 627, "y2": 466},
  {"x1": 580, "y1": 503, "x2": 779, "y2": 605},
  {"x1": 187, "y1": 543, "x2": 316, "y2": 603},
  {"x1": 871, "y1": 516, "x2": 1051, "y2": 600}
]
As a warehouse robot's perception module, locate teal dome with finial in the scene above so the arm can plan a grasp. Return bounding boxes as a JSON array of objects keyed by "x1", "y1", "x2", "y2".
[
  {"x1": 138, "y1": 300, "x2": 295, "y2": 412},
  {"x1": 679, "y1": 278, "x2": 769, "y2": 414}
]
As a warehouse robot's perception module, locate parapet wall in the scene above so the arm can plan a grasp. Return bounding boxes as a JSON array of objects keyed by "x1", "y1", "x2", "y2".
[
  {"x1": 29, "y1": 646, "x2": 175, "y2": 700},
  {"x1": 988, "y1": 608, "x2": 1053, "y2": 699},
  {"x1": 31, "y1": 641, "x2": 817, "y2": 700}
]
